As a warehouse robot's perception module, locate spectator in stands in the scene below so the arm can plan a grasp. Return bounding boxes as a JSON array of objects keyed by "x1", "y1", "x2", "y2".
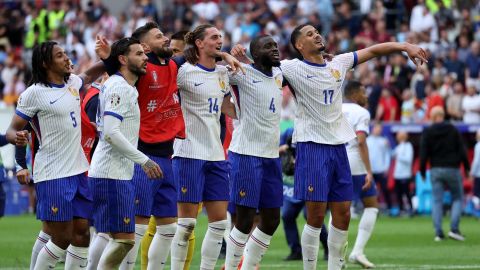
[
  {"x1": 392, "y1": 131, "x2": 414, "y2": 216},
  {"x1": 401, "y1": 89, "x2": 415, "y2": 123},
  {"x1": 367, "y1": 123, "x2": 393, "y2": 213},
  {"x1": 461, "y1": 85, "x2": 480, "y2": 123},
  {"x1": 445, "y1": 82, "x2": 463, "y2": 120},
  {"x1": 444, "y1": 48, "x2": 465, "y2": 84},
  {"x1": 420, "y1": 106, "x2": 470, "y2": 241},
  {"x1": 466, "y1": 41, "x2": 480, "y2": 91},
  {"x1": 376, "y1": 88, "x2": 399, "y2": 122},
  {"x1": 425, "y1": 83, "x2": 445, "y2": 120}
]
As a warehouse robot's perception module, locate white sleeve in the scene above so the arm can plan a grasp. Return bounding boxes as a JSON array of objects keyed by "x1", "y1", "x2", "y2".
[
  {"x1": 15, "y1": 87, "x2": 38, "y2": 120},
  {"x1": 332, "y1": 52, "x2": 358, "y2": 71},
  {"x1": 356, "y1": 110, "x2": 371, "y2": 134},
  {"x1": 103, "y1": 115, "x2": 149, "y2": 165}
]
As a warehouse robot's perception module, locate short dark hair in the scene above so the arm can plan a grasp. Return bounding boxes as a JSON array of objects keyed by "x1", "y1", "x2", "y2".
[
  {"x1": 171, "y1": 30, "x2": 188, "y2": 41},
  {"x1": 250, "y1": 34, "x2": 271, "y2": 59},
  {"x1": 30, "y1": 41, "x2": 68, "y2": 86},
  {"x1": 132, "y1": 22, "x2": 160, "y2": 41},
  {"x1": 344, "y1": 80, "x2": 363, "y2": 98},
  {"x1": 290, "y1": 24, "x2": 310, "y2": 55},
  {"x1": 110, "y1": 37, "x2": 141, "y2": 70}
]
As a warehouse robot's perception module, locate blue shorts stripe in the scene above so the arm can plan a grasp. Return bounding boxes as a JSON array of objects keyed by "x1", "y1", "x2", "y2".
[
  {"x1": 91, "y1": 178, "x2": 135, "y2": 233},
  {"x1": 229, "y1": 152, "x2": 283, "y2": 209},
  {"x1": 133, "y1": 155, "x2": 177, "y2": 217},
  {"x1": 172, "y1": 157, "x2": 229, "y2": 203},
  {"x1": 294, "y1": 142, "x2": 353, "y2": 202},
  {"x1": 35, "y1": 174, "x2": 92, "y2": 221}
]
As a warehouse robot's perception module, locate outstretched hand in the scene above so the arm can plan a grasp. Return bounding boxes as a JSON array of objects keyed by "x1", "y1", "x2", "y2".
[
  {"x1": 230, "y1": 44, "x2": 252, "y2": 65},
  {"x1": 95, "y1": 35, "x2": 111, "y2": 60},
  {"x1": 405, "y1": 43, "x2": 428, "y2": 66}
]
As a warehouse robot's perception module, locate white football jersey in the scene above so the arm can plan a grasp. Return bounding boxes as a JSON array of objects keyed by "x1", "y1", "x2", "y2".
[
  {"x1": 89, "y1": 74, "x2": 141, "y2": 180},
  {"x1": 229, "y1": 64, "x2": 283, "y2": 158},
  {"x1": 173, "y1": 63, "x2": 230, "y2": 161},
  {"x1": 342, "y1": 102, "x2": 370, "y2": 175},
  {"x1": 281, "y1": 52, "x2": 358, "y2": 145},
  {"x1": 16, "y1": 74, "x2": 88, "y2": 183}
]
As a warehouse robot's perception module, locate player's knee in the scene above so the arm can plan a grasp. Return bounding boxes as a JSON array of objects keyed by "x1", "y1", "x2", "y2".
[
  {"x1": 72, "y1": 227, "x2": 91, "y2": 247},
  {"x1": 260, "y1": 216, "x2": 280, "y2": 235},
  {"x1": 51, "y1": 233, "x2": 72, "y2": 249},
  {"x1": 235, "y1": 216, "x2": 254, "y2": 234}
]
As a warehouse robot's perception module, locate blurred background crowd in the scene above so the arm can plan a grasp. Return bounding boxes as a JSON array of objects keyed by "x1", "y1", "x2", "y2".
[
  {"x1": 0, "y1": 0, "x2": 480, "y2": 216},
  {"x1": 0, "y1": 0, "x2": 479, "y2": 124}
]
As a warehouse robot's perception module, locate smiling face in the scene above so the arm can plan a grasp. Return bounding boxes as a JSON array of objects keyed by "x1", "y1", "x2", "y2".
[
  {"x1": 48, "y1": 45, "x2": 72, "y2": 78},
  {"x1": 295, "y1": 25, "x2": 325, "y2": 56},
  {"x1": 253, "y1": 36, "x2": 281, "y2": 67},
  {"x1": 143, "y1": 27, "x2": 173, "y2": 59},
  {"x1": 195, "y1": 27, "x2": 223, "y2": 59}
]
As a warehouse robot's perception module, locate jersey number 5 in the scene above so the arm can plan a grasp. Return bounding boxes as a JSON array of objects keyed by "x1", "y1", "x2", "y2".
[
  {"x1": 70, "y1": 111, "x2": 77, "y2": 127},
  {"x1": 208, "y1": 98, "x2": 219, "y2": 113},
  {"x1": 323, "y1": 90, "x2": 334, "y2": 104}
]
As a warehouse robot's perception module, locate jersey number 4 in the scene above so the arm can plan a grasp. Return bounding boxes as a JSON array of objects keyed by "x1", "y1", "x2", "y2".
[
  {"x1": 269, "y1": 98, "x2": 276, "y2": 113},
  {"x1": 208, "y1": 98, "x2": 219, "y2": 113},
  {"x1": 70, "y1": 111, "x2": 77, "y2": 127},
  {"x1": 323, "y1": 90, "x2": 334, "y2": 104}
]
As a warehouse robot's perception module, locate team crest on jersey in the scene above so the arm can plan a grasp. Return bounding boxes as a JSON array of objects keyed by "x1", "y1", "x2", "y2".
[
  {"x1": 123, "y1": 217, "x2": 131, "y2": 224},
  {"x1": 330, "y1": 69, "x2": 341, "y2": 82},
  {"x1": 152, "y1": 70, "x2": 158, "y2": 82},
  {"x1": 218, "y1": 78, "x2": 227, "y2": 93},
  {"x1": 51, "y1": 206, "x2": 58, "y2": 214},
  {"x1": 308, "y1": 185, "x2": 314, "y2": 192},
  {"x1": 181, "y1": 187, "x2": 187, "y2": 194},
  {"x1": 135, "y1": 199, "x2": 140, "y2": 205},
  {"x1": 110, "y1": 93, "x2": 121, "y2": 107},
  {"x1": 68, "y1": 87, "x2": 79, "y2": 97},
  {"x1": 239, "y1": 190, "x2": 246, "y2": 197},
  {"x1": 275, "y1": 76, "x2": 282, "y2": 89}
]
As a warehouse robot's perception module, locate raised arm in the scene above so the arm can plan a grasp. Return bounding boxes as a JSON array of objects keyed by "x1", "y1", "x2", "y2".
[{"x1": 356, "y1": 42, "x2": 428, "y2": 66}]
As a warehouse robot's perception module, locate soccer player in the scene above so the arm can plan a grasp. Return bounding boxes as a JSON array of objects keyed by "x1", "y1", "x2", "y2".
[
  {"x1": 170, "y1": 24, "x2": 239, "y2": 270},
  {"x1": 223, "y1": 35, "x2": 283, "y2": 270},
  {"x1": 0, "y1": 134, "x2": 7, "y2": 146},
  {"x1": 88, "y1": 37, "x2": 163, "y2": 269},
  {"x1": 94, "y1": 23, "x2": 242, "y2": 270},
  {"x1": 170, "y1": 31, "x2": 188, "y2": 57},
  {"x1": 6, "y1": 40, "x2": 105, "y2": 270},
  {"x1": 342, "y1": 81, "x2": 378, "y2": 268},
  {"x1": 233, "y1": 24, "x2": 426, "y2": 270}
]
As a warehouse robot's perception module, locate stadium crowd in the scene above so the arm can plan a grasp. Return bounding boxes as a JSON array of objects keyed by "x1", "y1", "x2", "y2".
[
  {"x1": 0, "y1": 0, "x2": 478, "y2": 124},
  {"x1": 0, "y1": 0, "x2": 479, "y2": 269}
]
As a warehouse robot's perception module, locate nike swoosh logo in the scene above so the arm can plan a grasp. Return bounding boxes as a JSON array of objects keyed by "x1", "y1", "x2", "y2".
[
  {"x1": 306, "y1": 75, "x2": 317, "y2": 79},
  {"x1": 252, "y1": 80, "x2": 262, "y2": 83},
  {"x1": 234, "y1": 254, "x2": 242, "y2": 257},
  {"x1": 307, "y1": 259, "x2": 315, "y2": 262},
  {"x1": 79, "y1": 265, "x2": 87, "y2": 268},
  {"x1": 49, "y1": 98, "x2": 61, "y2": 104},
  {"x1": 194, "y1": 82, "x2": 204, "y2": 87},
  {"x1": 126, "y1": 261, "x2": 135, "y2": 265}
]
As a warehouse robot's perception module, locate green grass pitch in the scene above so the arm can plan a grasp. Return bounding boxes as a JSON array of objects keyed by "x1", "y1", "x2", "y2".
[{"x1": 0, "y1": 214, "x2": 478, "y2": 269}]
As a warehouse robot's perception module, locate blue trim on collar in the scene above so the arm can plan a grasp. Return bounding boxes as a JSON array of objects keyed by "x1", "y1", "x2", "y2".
[
  {"x1": 115, "y1": 72, "x2": 125, "y2": 79},
  {"x1": 251, "y1": 64, "x2": 273, "y2": 77},
  {"x1": 196, "y1": 63, "x2": 215, "y2": 72},
  {"x1": 302, "y1": 59, "x2": 327, "y2": 67},
  {"x1": 49, "y1": 82, "x2": 65, "y2": 88}
]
